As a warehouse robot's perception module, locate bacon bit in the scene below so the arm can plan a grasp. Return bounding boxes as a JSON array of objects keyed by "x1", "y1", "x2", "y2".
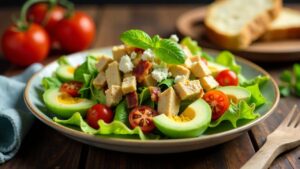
[
  {"x1": 134, "y1": 48, "x2": 144, "y2": 53},
  {"x1": 149, "y1": 86, "x2": 161, "y2": 102},
  {"x1": 133, "y1": 60, "x2": 152, "y2": 83},
  {"x1": 126, "y1": 91, "x2": 139, "y2": 109}
]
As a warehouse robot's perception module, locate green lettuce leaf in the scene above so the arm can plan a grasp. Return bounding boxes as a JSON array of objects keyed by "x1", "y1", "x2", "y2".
[
  {"x1": 180, "y1": 37, "x2": 201, "y2": 56},
  {"x1": 245, "y1": 84, "x2": 266, "y2": 107},
  {"x1": 57, "y1": 56, "x2": 69, "y2": 65},
  {"x1": 91, "y1": 87, "x2": 106, "y2": 104},
  {"x1": 42, "y1": 77, "x2": 61, "y2": 90},
  {"x1": 74, "y1": 55, "x2": 98, "y2": 82},
  {"x1": 53, "y1": 112, "x2": 152, "y2": 140},
  {"x1": 215, "y1": 51, "x2": 241, "y2": 74},
  {"x1": 210, "y1": 101, "x2": 260, "y2": 128},
  {"x1": 240, "y1": 75, "x2": 269, "y2": 87}
]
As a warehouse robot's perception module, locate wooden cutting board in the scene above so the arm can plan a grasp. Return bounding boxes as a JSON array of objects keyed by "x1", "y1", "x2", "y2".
[{"x1": 176, "y1": 6, "x2": 300, "y2": 62}]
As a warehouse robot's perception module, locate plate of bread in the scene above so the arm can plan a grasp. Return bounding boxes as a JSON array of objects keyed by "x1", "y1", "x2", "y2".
[{"x1": 177, "y1": 0, "x2": 300, "y2": 62}]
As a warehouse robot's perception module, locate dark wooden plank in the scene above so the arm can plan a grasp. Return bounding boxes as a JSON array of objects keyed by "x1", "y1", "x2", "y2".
[
  {"x1": 86, "y1": 5, "x2": 256, "y2": 169},
  {"x1": 85, "y1": 133, "x2": 255, "y2": 169},
  {"x1": 249, "y1": 65, "x2": 300, "y2": 169}
]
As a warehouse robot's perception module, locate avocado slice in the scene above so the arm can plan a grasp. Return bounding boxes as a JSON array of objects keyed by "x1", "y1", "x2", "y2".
[
  {"x1": 217, "y1": 86, "x2": 251, "y2": 102},
  {"x1": 43, "y1": 88, "x2": 96, "y2": 118},
  {"x1": 56, "y1": 65, "x2": 75, "y2": 82},
  {"x1": 153, "y1": 99, "x2": 211, "y2": 138},
  {"x1": 207, "y1": 61, "x2": 227, "y2": 76}
]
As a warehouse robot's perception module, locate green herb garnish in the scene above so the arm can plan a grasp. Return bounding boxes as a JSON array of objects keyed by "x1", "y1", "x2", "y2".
[{"x1": 279, "y1": 63, "x2": 300, "y2": 97}]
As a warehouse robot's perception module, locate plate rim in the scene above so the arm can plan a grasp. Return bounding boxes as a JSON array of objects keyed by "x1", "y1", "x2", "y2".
[{"x1": 24, "y1": 47, "x2": 280, "y2": 146}]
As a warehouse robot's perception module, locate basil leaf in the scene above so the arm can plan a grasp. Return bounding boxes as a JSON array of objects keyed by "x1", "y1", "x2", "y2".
[
  {"x1": 215, "y1": 51, "x2": 241, "y2": 74},
  {"x1": 180, "y1": 37, "x2": 201, "y2": 56},
  {"x1": 158, "y1": 78, "x2": 174, "y2": 91},
  {"x1": 120, "y1": 29, "x2": 154, "y2": 50},
  {"x1": 153, "y1": 39, "x2": 185, "y2": 64},
  {"x1": 139, "y1": 88, "x2": 150, "y2": 105}
]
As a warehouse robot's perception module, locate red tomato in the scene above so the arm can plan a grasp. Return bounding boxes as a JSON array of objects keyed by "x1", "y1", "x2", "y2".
[
  {"x1": 60, "y1": 81, "x2": 83, "y2": 97},
  {"x1": 53, "y1": 11, "x2": 95, "y2": 52},
  {"x1": 86, "y1": 104, "x2": 114, "y2": 129},
  {"x1": 203, "y1": 90, "x2": 230, "y2": 121},
  {"x1": 1, "y1": 23, "x2": 50, "y2": 66},
  {"x1": 129, "y1": 106, "x2": 158, "y2": 133},
  {"x1": 216, "y1": 70, "x2": 239, "y2": 86},
  {"x1": 27, "y1": 3, "x2": 65, "y2": 34}
]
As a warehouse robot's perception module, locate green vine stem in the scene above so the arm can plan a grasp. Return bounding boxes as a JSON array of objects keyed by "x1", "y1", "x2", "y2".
[{"x1": 58, "y1": 0, "x2": 74, "y2": 18}]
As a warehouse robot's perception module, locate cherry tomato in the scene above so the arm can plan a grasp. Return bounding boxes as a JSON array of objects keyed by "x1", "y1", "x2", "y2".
[
  {"x1": 203, "y1": 90, "x2": 230, "y2": 121},
  {"x1": 60, "y1": 81, "x2": 83, "y2": 97},
  {"x1": 86, "y1": 104, "x2": 114, "y2": 129},
  {"x1": 53, "y1": 11, "x2": 95, "y2": 52},
  {"x1": 27, "y1": 3, "x2": 65, "y2": 34},
  {"x1": 216, "y1": 70, "x2": 239, "y2": 86},
  {"x1": 1, "y1": 23, "x2": 50, "y2": 66},
  {"x1": 129, "y1": 106, "x2": 158, "y2": 133}
]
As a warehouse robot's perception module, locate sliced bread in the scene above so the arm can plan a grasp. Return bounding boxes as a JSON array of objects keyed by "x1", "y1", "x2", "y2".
[
  {"x1": 204, "y1": 0, "x2": 282, "y2": 50},
  {"x1": 262, "y1": 8, "x2": 300, "y2": 41}
]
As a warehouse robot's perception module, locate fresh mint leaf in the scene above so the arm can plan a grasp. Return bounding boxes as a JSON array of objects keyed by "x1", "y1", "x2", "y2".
[
  {"x1": 180, "y1": 37, "x2": 201, "y2": 56},
  {"x1": 279, "y1": 85, "x2": 291, "y2": 97},
  {"x1": 216, "y1": 51, "x2": 241, "y2": 74},
  {"x1": 280, "y1": 70, "x2": 292, "y2": 84},
  {"x1": 153, "y1": 39, "x2": 185, "y2": 64},
  {"x1": 120, "y1": 29, "x2": 154, "y2": 50},
  {"x1": 152, "y1": 35, "x2": 161, "y2": 45}
]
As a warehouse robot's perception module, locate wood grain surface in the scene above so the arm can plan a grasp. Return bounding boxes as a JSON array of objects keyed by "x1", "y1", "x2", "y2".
[{"x1": 0, "y1": 4, "x2": 299, "y2": 169}]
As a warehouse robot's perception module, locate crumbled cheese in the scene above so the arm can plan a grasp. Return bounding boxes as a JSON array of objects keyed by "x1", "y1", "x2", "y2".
[
  {"x1": 130, "y1": 51, "x2": 137, "y2": 59},
  {"x1": 119, "y1": 55, "x2": 134, "y2": 73},
  {"x1": 170, "y1": 34, "x2": 179, "y2": 42},
  {"x1": 141, "y1": 49, "x2": 155, "y2": 61},
  {"x1": 151, "y1": 67, "x2": 168, "y2": 82},
  {"x1": 174, "y1": 75, "x2": 187, "y2": 83}
]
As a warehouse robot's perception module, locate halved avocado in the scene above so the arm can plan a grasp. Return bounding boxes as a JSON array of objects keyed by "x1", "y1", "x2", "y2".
[
  {"x1": 153, "y1": 99, "x2": 211, "y2": 138},
  {"x1": 207, "y1": 61, "x2": 227, "y2": 76},
  {"x1": 43, "y1": 88, "x2": 96, "y2": 118},
  {"x1": 56, "y1": 65, "x2": 75, "y2": 82},
  {"x1": 217, "y1": 86, "x2": 251, "y2": 102}
]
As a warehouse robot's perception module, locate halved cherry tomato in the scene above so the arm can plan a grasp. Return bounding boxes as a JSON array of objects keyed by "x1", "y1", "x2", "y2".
[
  {"x1": 1, "y1": 23, "x2": 50, "y2": 66},
  {"x1": 203, "y1": 90, "x2": 229, "y2": 120},
  {"x1": 129, "y1": 106, "x2": 158, "y2": 133},
  {"x1": 86, "y1": 104, "x2": 114, "y2": 129},
  {"x1": 60, "y1": 81, "x2": 83, "y2": 97},
  {"x1": 216, "y1": 69, "x2": 239, "y2": 86},
  {"x1": 53, "y1": 11, "x2": 95, "y2": 52},
  {"x1": 27, "y1": 3, "x2": 65, "y2": 35}
]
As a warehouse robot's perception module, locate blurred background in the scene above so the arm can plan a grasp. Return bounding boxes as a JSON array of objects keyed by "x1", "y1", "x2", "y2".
[{"x1": 0, "y1": 0, "x2": 298, "y2": 6}]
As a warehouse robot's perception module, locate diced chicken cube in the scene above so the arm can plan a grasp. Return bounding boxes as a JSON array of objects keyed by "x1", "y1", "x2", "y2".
[
  {"x1": 121, "y1": 76, "x2": 137, "y2": 95},
  {"x1": 200, "y1": 76, "x2": 219, "y2": 91},
  {"x1": 112, "y1": 45, "x2": 127, "y2": 62},
  {"x1": 93, "y1": 71, "x2": 106, "y2": 89},
  {"x1": 105, "y1": 61, "x2": 121, "y2": 89},
  {"x1": 143, "y1": 74, "x2": 157, "y2": 86},
  {"x1": 95, "y1": 55, "x2": 112, "y2": 72},
  {"x1": 173, "y1": 80, "x2": 203, "y2": 100},
  {"x1": 158, "y1": 87, "x2": 180, "y2": 116},
  {"x1": 190, "y1": 60, "x2": 211, "y2": 78},
  {"x1": 169, "y1": 65, "x2": 190, "y2": 77},
  {"x1": 105, "y1": 85, "x2": 123, "y2": 107}
]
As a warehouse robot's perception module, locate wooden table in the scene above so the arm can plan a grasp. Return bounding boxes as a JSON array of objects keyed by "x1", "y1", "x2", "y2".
[{"x1": 0, "y1": 4, "x2": 299, "y2": 169}]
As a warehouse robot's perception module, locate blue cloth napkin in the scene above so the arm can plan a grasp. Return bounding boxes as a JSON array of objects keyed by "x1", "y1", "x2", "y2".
[{"x1": 0, "y1": 63, "x2": 43, "y2": 164}]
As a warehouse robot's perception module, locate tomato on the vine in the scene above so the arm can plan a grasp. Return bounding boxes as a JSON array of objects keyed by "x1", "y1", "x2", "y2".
[
  {"x1": 53, "y1": 11, "x2": 95, "y2": 52},
  {"x1": 86, "y1": 104, "x2": 114, "y2": 129},
  {"x1": 129, "y1": 106, "x2": 158, "y2": 133},
  {"x1": 1, "y1": 23, "x2": 50, "y2": 66},
  {"x1": 203, "y1": 90, "x2": 230, "y2": 121},
  {"x1": 60, "y1": 81, "x2": 83, "y2": 97},
  {"x1": 216, "y1": 69, "x2": 239, "y2": 86},
  {"x1": 27, "y1": 3, "x2": 65, "y2": 34}
]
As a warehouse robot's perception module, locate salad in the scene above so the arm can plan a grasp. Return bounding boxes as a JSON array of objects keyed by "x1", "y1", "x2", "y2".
[{"x1": 41, "y1": 29, "x2": 269, "y2": 140}]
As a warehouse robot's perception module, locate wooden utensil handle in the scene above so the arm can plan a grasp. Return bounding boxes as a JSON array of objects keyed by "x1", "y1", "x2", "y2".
[{"x1": 241, "y1": 139, "x2": 282, "y2": 169}]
